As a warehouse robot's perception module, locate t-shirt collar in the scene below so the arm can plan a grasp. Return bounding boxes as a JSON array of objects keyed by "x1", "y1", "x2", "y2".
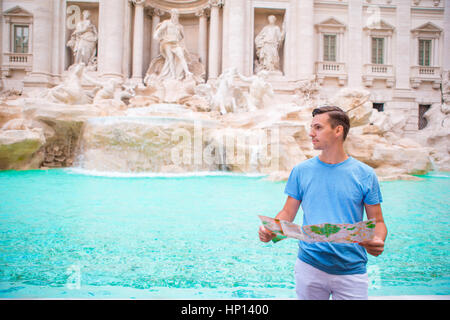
[{"x1": 316, "y1": 155, "x2": 352, "y2": 167}]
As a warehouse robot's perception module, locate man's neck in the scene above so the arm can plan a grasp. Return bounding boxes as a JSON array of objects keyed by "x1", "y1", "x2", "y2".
[{"x1": 318, "y1": 145, "x2": 348, "y2": 165}]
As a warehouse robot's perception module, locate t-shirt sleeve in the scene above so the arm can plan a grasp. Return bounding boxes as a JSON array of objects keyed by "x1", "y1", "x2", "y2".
[
  {"x1": 284, "y1": 166, "x2": 302, "y2": 201},
  {"x1": 363, "y1": 170, "x2": 383, "y2": 205}
]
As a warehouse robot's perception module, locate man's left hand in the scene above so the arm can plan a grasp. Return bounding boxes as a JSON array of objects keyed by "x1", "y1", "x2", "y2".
[{"x1": 359, "y1": 236, "x2": 385, "y2": 257}]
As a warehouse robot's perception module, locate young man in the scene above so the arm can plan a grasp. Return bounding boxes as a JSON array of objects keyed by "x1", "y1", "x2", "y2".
[{"x1": 259, "y1": 106, "x2": 387, "y2": 300}]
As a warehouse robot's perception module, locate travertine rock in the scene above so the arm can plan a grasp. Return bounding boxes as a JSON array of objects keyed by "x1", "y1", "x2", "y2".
[
  {"x1": 0, "y1": 71, "x2": 445, "y2": 180},
  {"x1": 0, "y1": 129, "x2": 46, "y2": 170},
  {"x1": 331, "y1": 87, "x2": 373, "y2": 127}
]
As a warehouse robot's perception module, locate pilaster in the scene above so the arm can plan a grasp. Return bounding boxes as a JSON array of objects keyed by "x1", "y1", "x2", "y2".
[
  {"x1": 208, "y1": 0, "x2": 224, "y2": 79},
  {"x1": 395, "y1": 0, "x2": 411, "y2": 90},
  {"x1": 347, "y1": 0, "x2": 363, "y2": 87},
  {"x1": 98, "y1": 0, "x2": 125, "y2": 79},
  {"x1": 23, "y1": 0, "x2": 54, "y2": 88},
  {"x1": 296, "y1": 0, "x2": 314, "y2": 79},
  {"x1": 131, "y1": 0, "x2": 145, "y2": 83}
]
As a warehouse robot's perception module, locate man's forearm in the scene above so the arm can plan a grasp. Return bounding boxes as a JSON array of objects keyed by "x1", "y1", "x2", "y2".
[
  {"x1": 273, "y1": 196, "x2": 301, "y2": 223},
  {"x1": 274, "y1": 209, "x2": 296, "y2": 223},
  {"x1": 375, "y1": 221, "x2": 388, "y2": 241}
]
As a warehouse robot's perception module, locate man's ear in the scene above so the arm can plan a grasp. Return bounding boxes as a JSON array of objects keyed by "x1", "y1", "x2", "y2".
[{"x1": 335, "y1": 125, "x2": 344, "y2": 139}]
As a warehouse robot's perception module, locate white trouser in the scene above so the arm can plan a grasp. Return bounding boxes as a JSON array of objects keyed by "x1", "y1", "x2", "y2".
[{"x1": 294, "y1": 258, "x2": 368, "y2": 300}]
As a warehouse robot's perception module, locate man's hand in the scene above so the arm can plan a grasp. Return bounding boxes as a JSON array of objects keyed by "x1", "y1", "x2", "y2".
[
  {"x1": 258, "y1": 196, "x2": 300, "y2": 243},
  {"x1": 258, "y1": 225, "x2": 275, "y2": 243},
  {"x1": 362, "y1": 203, "x2": 387, "y2": 257},
  {"x1": 359, "y1": 236, "x2": 385, "y2": 257}
]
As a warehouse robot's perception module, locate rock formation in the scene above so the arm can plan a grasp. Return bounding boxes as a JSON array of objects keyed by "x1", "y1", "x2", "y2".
[{"x1": 0, "y1": 61, "x2": 447, "y2": 180}]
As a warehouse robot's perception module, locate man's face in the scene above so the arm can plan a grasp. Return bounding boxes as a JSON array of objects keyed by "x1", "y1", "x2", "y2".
[{"x1": 309, "y1": 113, "x2": 342, "y2": 150}]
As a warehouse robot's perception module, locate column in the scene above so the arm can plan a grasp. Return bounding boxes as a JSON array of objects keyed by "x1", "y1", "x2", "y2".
[
  {"x1": 433, "y1": 36, "x2": 439, "y2": 67},
  {"x1": 395, "y1": 0, "x2": 411, "y2": 89},
  {"x1": 222, "y1": 0, "x2": 245, "y2": 75},
  {"x1": 0, "y1": 0, "x2": 3, "y2": 88},
  {"x1": 386, "y1": 35, "x2": 391, "y2": 65},
  {"x1": 366, "y1": 32, "x2": 371, "y2": 65},
  {"x1": 208, "y1": 0, "x2": 223, "y2": 79},
  {"x1": 444, "y1": 0, "x2": 450, "y2": 71},
  {"x1": 318, "y1": 33, "x2": 323, "y2": 62},
  {"x1": 196, "y1": 9, "x2": 208, "y2": 67},
  {"x1": 393, "y1": 1, "x2": 414, "y2": 128},
  {"x1": 98, "y1": 0, "x2": 125, "y2": 79},
  {"x1": 131, "y1": 0, "x2": 145, "y2": 83},
  {"x1": 283, "y1": 0, "x2": 297, "y2": 78},
  {"x1": 23, "y1": 0, "x2": 53, "y2": 87},
  {"x1": 413, "y1": 34, "x2": 418, "y2": 67},
  {"x1": 347, "y1": 0, "x2": 363, "y2": 87},
  {"x1": 51, "y1": 0, "x2": 62, "y2": 77},
  {"x1": 150, "y1": 8, "x2": 164, "y2": 62},
  {"x1": 296, "y1": 0, "x2": 314, "y2": 79}
]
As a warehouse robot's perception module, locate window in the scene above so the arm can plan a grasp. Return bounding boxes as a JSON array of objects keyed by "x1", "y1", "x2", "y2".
[
  {"x1": 418, "y1": 104, "x2": 431, "y2": 130},
  {"x1": 315, "y1": 17, "x2": 346, "y2": 64},
  {"x1": 371, "y1": 37, "x2": 384, "y2": 64},
  {"x1": 13, "y1": 25, "x2": 29, "y2": 53},
  {"x1": 373, "y1": 103, "x2": 384, "y2": 112},
  {"x1": 418, "y1": 39, "x2": 431, "y2": 66},
  {"x1": 323, "y1": 34, "x2": 336, "y2": 62}
]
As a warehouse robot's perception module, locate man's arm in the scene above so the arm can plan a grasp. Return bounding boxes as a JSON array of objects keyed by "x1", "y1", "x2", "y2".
[
  {"x1": 258, "y1": 196, "x2": 301, "y2": 242},
  {"x1": 275, "y1": 196, "x2": 301, "y2": 222},
  {"x1": 359, "y1": 203, "x2": 387, "y2": 256}
]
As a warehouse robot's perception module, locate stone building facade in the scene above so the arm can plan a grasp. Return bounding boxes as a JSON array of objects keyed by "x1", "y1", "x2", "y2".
[{"x1": 1, "y1": 0, "x2": 449, "y2": 135}]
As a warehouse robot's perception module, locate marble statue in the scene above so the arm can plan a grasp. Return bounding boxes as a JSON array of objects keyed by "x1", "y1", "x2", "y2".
[
  {"x1": 254, "y1": 15, "x2": 286, "y2": 74},
  {"x1": 46, "y1": 63, "x2": 91, "y2": 105},
  {"x1": 210, "y1": 68, "x2": 241, "y2": 115},
  {"x1": 93, "y1": 79, "x2": 137, "y2": 106},
  {"x1": 153, "y1": 9, "x2": 192, "y2": 81},
  {"x1": 93, "y1": 79, "x2": 121, "y2": 104},
  {"x1": 236, "y1": 71, "x2": 274, "y2": 111},
  {"x1": 67, "y1": 10, "x2": 98, "y2": 69},
  {"x1": 293, "y1": 79, "x2": 321, "y2": 106}
]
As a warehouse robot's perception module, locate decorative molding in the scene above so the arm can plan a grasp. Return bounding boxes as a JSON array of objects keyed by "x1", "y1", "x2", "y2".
[
  {"x1": 148, "y1": 0, "x2": 214, "y2": 14},
  {"x1": 3, "y1": 5, "x2": 34, "y2": 23},
  {"x1": 411, "y1": 22, "x2": 443, "y2": 38},
  {"x1": 364, "y1": 19, "x2": 395, "y2": 36},
  {"x1": 148, "y1": 7, "x2": 166, "y2": 17},
  {"x1": 315, "y1": 17, "x2": 346, "y2": 33},
  {"x1": 209, "y1": 0, "x2": 225, "y2": 8},
  {"x1": 195, "y1": 8, "x2": 209, "y2": 18},
  {"x1": 410, "y1": 66, "x2": 441, "y2": 89},
  {"x1": 130, "y1": 0, "x2": 146, "y2": 6},
  {"x1": 3, "y1": 5, "x2": 33, "y2": 17}
]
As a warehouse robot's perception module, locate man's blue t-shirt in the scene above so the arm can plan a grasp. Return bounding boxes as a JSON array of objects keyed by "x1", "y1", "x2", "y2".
[{"x1": 284, "y1": 156, "x2": 382, "y2": 275}]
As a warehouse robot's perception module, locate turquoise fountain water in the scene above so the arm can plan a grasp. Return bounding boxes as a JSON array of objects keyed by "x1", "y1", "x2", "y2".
[{"x1": 0, "y1": 169, "x2": 449, "y2": 298}]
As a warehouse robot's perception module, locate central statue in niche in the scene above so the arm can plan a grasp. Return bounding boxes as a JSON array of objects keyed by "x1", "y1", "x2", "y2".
[
  {"x1": 254, "y1": 15, "x2": 285, "y2": 75},
  {"x1": 154, "y1": 9, "x2": 192, "y2": 81},
  {"x1": 143, "y1": 9, "x2": 205, "y2": 103}
]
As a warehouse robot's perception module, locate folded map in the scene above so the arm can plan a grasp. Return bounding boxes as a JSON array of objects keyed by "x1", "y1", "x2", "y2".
[{"x1": 258, "y1": 215, "x2": 376, "y2": 244}]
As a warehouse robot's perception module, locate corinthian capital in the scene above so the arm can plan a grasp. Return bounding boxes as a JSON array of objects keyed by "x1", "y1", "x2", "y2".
[
  {"x1": 130, "y1": 0, "x2": 145, "y2": 6},
  {"x1": 195, "y1": 8, "x2": 209, "y2": 18},
  {"x1": 148, "y1": 7, "x2": 165, "y2": 17},
  {"x1": 209, "y1": 0, "x2": 224, "y2": 8}
]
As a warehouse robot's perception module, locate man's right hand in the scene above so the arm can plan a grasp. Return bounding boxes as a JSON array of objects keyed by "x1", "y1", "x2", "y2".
[{"x1": 258, "y1": 225, "x2": 275, "y2": 242}]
